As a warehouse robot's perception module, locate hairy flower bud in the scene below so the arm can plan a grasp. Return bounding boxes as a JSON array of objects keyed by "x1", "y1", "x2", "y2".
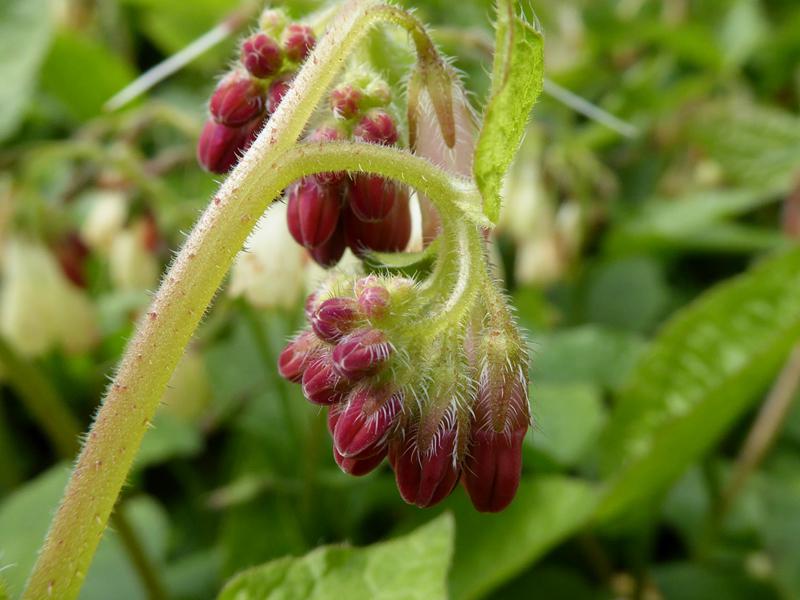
[
  {"x1": 334, "y1": 386, "x2": 402, "y2": 458},
  {"x1": 355, "y1": 277, "x2": 391, "y2": 319},
  {"x1": 197, "y1": 117, "x2": 262, "y2": 174},
  {"x1": 462, "y1": 331, "x2": 530, "y2": 512},
  {"x1": 333, "y1": 446, "x2": 387, "y2": 476},
  {"x1": 266, "y1": 75, "x2": 294, "y2": 114},
  {"x1": 241, "y1": 33, "x2": 283, "y2": 79},
  {"x1": 286, "y1": 177, "x2": 341, "y2": 249},
  {"x1": 332, "y1": 327, "x2": 392, "y2": 380},
  {"x1": 349, "y1": 175, "x2": 402, "y2": 222},
  {"x1": 282, "y1": 23, "x2": 316, "y2": 62},
  {"x1": 258, "y1": 8, "x2": 288, "y2": 37},
  {"x1": 311, "y1": 297, "x2": 361, "y2": 342},
  {"x1": 209, "y1": 72, "x2": 265, "y2": 126},
  {"x1": 390, "y1": 415, "x2": 460, "y2": 508},
  {"x1": 353, "y1": 109, "x2": 399, "y2": 146},
  {"x1": 302, "y1": 353, "x2": 349, "y2": 405},
  {"x1": 329, "y1": 84, "x2": 363, "y2": 119},
  {"x1": 278, "y1": 330, "x2": 321, "y2": 383}
]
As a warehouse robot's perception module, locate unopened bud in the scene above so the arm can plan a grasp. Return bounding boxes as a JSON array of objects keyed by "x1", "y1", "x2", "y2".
[
  {"x1": 209, "y1": 72, "x2": 265, "y2": 126},
  {"x1": 302, "y1": 353, "x2": 350, "y2": 405},
  {"x1": 353, "y1": 109, "x2": 399, "y2": 146},
  {"x1": 266, "y1": 74, "x2": 294, "y2": 114},
  {"x1": 309, "y1": 224, "x2": 347, "y2": 268},
  {"x1": 333, "y1": 445, "x2": 386, "y2": 476},
  {"x1": 311, "y1": 297, "x2": 361, "y2": 342},
  {"x1": 278, "y1": 330, "x2": 321, "y2": 383},
  {"x1": 286, "y1": 177, "x2": 341, "y2": 249},
  {"x1": 197, "y1": 117, "x2": 263, "y2": 174},
  {"x1": 329, "y1": 84, "x2": 363, "y2": 119},
  {"x1": 334, "y1": 386, "x2": 402, "y2": 458},
  {"x1": 343, "y1": 193, "x2": 411, "y2": 256},
  {"x1": 282, "y1": 23, "x2": 316, "y2": 62},
  {"x1": 355, "y1": 276, "x2": 391, "y2": 319},
  {"x1": 332, "y1": 327, "x2": 392, "y2": 380},
  {"x1": 349, "y1": 176, "x2": 401, "y2": 222},
  {"x1": 241, "y1": 33, "x2": 283, "y2": 79}
]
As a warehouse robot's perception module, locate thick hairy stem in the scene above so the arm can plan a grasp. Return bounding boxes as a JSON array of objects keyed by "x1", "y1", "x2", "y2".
[{"x1": 23, "y1": 143, "x2": 467, "y2": 600}]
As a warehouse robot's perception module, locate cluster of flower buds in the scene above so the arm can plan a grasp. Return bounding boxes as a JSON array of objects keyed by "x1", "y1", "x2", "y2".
[
  {"x1": 285, "y1": 76, "x2": 411, "y2": 268},
  {"x1": 197, "y1": 10, "x2": 316, "y2": 174},
  {"x1": 278, "y1": 275, "x2": 531, "y2": 512}
]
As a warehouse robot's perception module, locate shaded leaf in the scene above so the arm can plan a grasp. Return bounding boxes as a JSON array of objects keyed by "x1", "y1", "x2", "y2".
[
  {"x1": 474, "y1": 0, "x2": 544, "y2": 223},
  {"x1": 597, "y1": 248, "x2": 800, "y2": 521},
  {"x1": 218, "y1": 514, "x2": 454, "y2": 600},
  {"x1": 0, "y1": 0, "x2": 53, "y2": 141},
  {"x1": 449, "y1": 476, "x2": 597, "y2": 600}
]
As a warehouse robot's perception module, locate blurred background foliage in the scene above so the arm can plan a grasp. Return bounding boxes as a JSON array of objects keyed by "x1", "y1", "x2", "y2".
[{"x1": 1, "y1": 0, "x2": 800, "y2": 598}]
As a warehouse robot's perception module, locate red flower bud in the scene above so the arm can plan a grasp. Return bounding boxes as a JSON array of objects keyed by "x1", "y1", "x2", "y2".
[
  {"x1": 355, "y1": 277, "x2": 390, "y2": 319},
  {"x1": 349, "y1": 175, "x2": 401, "y2": 222},
  {"x1": 197, "y1": 117, "x2": 263, "y2": 174},
  {"x1": 334, "y1": 386, "x2": 402, "y2": 458},
  {"x1": 462, "y1": 351, "x2": 530, "y2": 512},
  {"x1": 353, "y1": 109, "x2": 398, "y2": 146},
  {"x1": 282, "y1": 23, "x2": 316, "y2": 62},
  {"x1": 311, "y1": 297, "x2": 361, "y2": 342},
  {"x1": 278, "y1": 330, "x2": 320, "y2": 383},
  {"x1": 343, "y1": 192, "x2": 411, "y2": 256},
  {"x1": 331, "y1": 328, "x2": 392, "y2": 380},
  {"x1": 266, "y1": 75, "x2": 294, "y2": 114},
  {"x1": 390, "y1": 417, "x2": 459, "y2": 508},
  {"x1": 307, "y1": 125, "x2": 347, "y2": 185},
  {"x1": 462, "y1": 429, "x2": 525, "y2": 513},
  {"x1": 54, "y1": 233, "x2": 90, "y2": 288},
  {"x1": 286, "y1": 177, "x2": 341, "y2": 249},
  {"x1": 330, "y1": 84, "x2": 363, "y2": 119},
  {"x1": 302, "y1": 353, "x2": 349, "y2": 405},
  {"x1": 241, "y1": 33, "x2": 283, "y2": 79},
  {"x1": 209, "y1": 72, "x2": 265, "y2": 127},
  {"x1": 309, "y1": 222, "x2": 346, "y2": 268},
  {"x1": 333, "y1": 445, "x2": 386, "y2": 476}
]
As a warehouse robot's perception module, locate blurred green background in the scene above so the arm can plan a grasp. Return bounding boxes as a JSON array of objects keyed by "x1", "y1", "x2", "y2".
[{"x1": 2, "y1": 0, "x2": 800, "y2": 598}]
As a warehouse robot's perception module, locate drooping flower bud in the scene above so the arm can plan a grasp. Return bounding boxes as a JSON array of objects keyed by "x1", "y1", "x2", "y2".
[
  {"x1": 390, "y1": 413, "x2": 460, "y2": 508},
  {"x1": 278, "y1": 330, "x2": 321, "y2": 383},
  {"x1": 349, "y1": 175, "x2": 402, "y2": 222},
  {"x1": 209, "y1": 71, "x2": 265, "y2": 127},
  {"x1": 197, "y1": 117, "x2": 263, "y2": 174},
  {"x1": 332, "y1": 327, "x2": 392, "y2": 380},
  {"x1": 311, "y1": 297, "x2": 361, "y2": 342},
  {"x1": 309, "y1": 223, "x2": 347, "y2": 268},
  {"x1": 343, "y1": 193, "x2": 411, "y2": 256},
  {"x1": 334, "y1": 386, "x2": 402, "y2": 459},
  {"x1": 286, "y1": 177, "x2": 341, "y2": 249},
  {"x1": 329, "y1": 84, "x2": 363, "y2": 119},
  {"x1": 353, "y1": 109, "x2": 399, "y2": 146},
  {"x1": 333, "y1": 446, "x2": 387, "y2": 476},
  {"x1": 282, "y1": 23, "x2": 316, "y2": 62},
  {"x1": 462, "y1": 330, "x2": 530, "y2": 512},
  {"x1": 266, "y1": 74, "x2": 294, "y2": 114},
  {"x1": 241, "y1": 33, "x2": 283, "y2": 79},
  {"x1": 302, "y1": 353, "x2": 350, "y2": 405}
]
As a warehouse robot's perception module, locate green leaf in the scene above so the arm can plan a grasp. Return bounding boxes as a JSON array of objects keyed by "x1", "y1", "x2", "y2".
[
  {"x1": 531, "y1": 326, "x2": 646, "y2": 391},
  {"x1": 597, "y1": 248, "x2": 800, "y2": 522},
  {"x1": 474, "y1": 0, "x2": 544, "y2": 223},
  {"x1": 0, "y1": 0, "x2": 53, "y2": 141},
  {"x1": 40, "y1": 30, "x2": 135, "y2": 121},
  {"x1": 449, "y1": 476, "x2": 597, "y2": 600},
  {"x1": 690, "y1": 103, "x2": 800, "y2": 192},
  {"x1": 651, "y1": 563, "x2": 781, "y2": 600},
  {"x1": 608, "y1": 189, "x2": 788, "y2": 254},
  {"x1": 134, "y1": 411, "x2": 203, "y2": 471},
  {"x1": 530, "y1": 384, "x2": 606, "y2": 467},
  {"x1": 218, "y1": 514, "x2": 454, "y2": 600},
  {"x1": 0, "y1": 465, "x2": 168, "y2": 600}
]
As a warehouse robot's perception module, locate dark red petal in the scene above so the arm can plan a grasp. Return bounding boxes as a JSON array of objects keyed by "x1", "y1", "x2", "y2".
[
  {"x1": 331, "y1": 328, "x2": 392, "y2": 380},
  {"x1": 333, "y1": 445, "x2": 386, "y2": 476},
  {"x1": 344, "y1": 191, "x2": 411, "y2": 256},
  {"x1": 389, "y1": 424, "x2": 459, "y2": 508},
  {"x1": 349, "y1": 175, "x2": 397, "y2": 222},
  {"x1": 209, "y1": 73, "x2": 264, "y2": 127},
  {"x1": 277, "y1": 330, "x2": 320, "y2": 382},
  {"x1": 311, "y1": 297, "x2": 361, "y2": 342},
  {"x1": 266, "y1": 75, "x2": 294, "y2": 114},
  {"x1": 301, "y1": 354, "x2": 349, "y2": 405},
  {"x1": 309, "y1": 223, "x2": 346, "y2": 268},
  {"x1": 285, "y1": 177, "x2": 341, "y2": 249},
  {"x1": 197, "y1": 119, "x2": 257, "y2": 174},
  {"x1": 353, "y1": 109, "x2": 399, "y2": 145},
  {"x1": 462, "y1": 429, "x2": 525, "y2": 513},
  {"x1": 334, "y1": 387, "x2": 402, "y2": 458},
  {"x1": 241, "y1": 33, "x2": 283, "y2": 79}
]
